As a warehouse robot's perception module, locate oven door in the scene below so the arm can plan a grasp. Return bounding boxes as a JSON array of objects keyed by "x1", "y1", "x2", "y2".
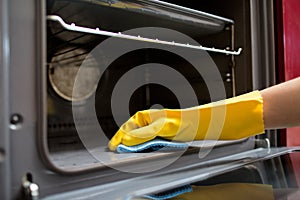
[{"x1": 42, "y1": 147, "x2": 300, "y2": 200}]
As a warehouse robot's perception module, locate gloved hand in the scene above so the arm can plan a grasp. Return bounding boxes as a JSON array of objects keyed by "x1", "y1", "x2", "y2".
[{"x1": 108, "y1": 91, "x2": 265, "y2": 151}]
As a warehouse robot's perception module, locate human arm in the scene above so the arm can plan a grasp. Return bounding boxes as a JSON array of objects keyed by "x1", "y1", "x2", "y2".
[
  {"x1": 108, "y1": 77, "x2": 300, "y2": 151},
  {"x1": 261, "y1": 77, "x2": 300, "y2": 129}
]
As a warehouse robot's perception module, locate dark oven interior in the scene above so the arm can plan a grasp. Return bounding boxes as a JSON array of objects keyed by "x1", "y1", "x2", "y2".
[{"x1": 45, "y1": 0, "x2": 255, "y2": 171}]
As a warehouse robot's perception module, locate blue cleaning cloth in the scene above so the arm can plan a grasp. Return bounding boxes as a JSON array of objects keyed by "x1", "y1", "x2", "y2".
[
  {"x1": 116, "y1": 139, "x2": 189, "y2": 153},
  {"x1": 142, "y1": 185, "x2": 193, "y2": 200}
]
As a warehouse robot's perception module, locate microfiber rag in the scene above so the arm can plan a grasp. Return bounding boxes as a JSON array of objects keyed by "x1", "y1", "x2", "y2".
[
  {"x1": 116, "y1": 139, "x2": 189, "y2": 153},
  {"x1": 142, "y1": 185, "x2": 193, "y2": 200}
]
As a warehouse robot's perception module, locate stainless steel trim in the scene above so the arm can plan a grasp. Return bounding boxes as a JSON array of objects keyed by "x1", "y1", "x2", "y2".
[{"x1": 0, "y1": 0, "x2": 11, "y2": 198}]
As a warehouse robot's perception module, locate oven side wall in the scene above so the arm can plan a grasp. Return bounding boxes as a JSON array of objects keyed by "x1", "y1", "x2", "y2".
[{"x1": 7, "y1": 0, "x2": 44, "y2": 199}]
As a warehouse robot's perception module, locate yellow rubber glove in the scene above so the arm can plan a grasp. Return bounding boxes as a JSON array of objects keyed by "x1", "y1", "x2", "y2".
[{"x1": 108, "y1": 91, "x2": 265, "y2": 151}]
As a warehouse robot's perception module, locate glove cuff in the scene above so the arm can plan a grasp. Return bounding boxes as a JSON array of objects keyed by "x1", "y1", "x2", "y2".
[{"x1": 198, "y1": 90, "x2": 265, "y2": 140}]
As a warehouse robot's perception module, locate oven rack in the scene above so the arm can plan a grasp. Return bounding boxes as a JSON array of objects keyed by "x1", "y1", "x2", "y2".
[{"x1": 47, "y1": 15, "x2": 242, "y2": 56}]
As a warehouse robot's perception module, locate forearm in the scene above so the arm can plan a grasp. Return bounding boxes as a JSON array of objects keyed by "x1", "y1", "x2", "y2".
[{"x1": 260, "y1": 77, "x2": 300, "y2": 129}]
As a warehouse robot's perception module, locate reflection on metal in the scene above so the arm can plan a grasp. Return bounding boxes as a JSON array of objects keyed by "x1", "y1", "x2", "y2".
[
  {"x1": 0, "y1": 149, "x2": 4, "y2": 163},
  {"x1": 47, "y1": 15, "x2": 242, "y2": 56}
]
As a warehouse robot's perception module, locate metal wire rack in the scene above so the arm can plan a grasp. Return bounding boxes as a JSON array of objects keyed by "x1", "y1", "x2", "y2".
[{"x1": 47, "y1": 15, "x2": 242, "y2": 56}]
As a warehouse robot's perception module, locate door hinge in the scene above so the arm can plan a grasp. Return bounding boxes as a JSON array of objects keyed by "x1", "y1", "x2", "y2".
[{"x1": 22, "y1": 174, "x2": 39, "y2": 200}]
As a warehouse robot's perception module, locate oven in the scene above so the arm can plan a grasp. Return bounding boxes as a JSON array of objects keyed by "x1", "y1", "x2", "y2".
[{"x1": 0, "y1": 0, "x2": 299, "y2": 199}]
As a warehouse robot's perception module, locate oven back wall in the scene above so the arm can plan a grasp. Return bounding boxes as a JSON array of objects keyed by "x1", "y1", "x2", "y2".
[{"x1": 165, "y1": 0, "x2": 254, "y2": 95}]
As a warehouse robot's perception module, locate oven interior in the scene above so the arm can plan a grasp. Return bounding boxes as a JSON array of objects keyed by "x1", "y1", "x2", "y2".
[{"x1": 45, "y1": 0, "x2": 255, "y2": 172}]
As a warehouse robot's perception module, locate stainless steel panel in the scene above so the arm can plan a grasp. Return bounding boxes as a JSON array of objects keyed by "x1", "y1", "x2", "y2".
[{"x1": 0, "y1": 0, "x2": 11, "y2": 199}]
